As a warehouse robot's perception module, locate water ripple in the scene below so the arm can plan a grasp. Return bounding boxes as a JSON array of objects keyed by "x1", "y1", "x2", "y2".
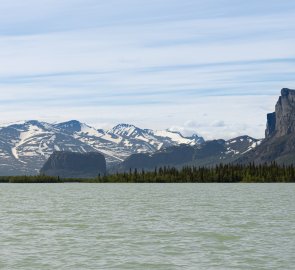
[{"x1": 0, "y1": 183, "x2": 294, "y2": 269}]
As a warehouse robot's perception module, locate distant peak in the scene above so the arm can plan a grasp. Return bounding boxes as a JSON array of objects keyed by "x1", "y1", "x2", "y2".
[
  {"x1": 55, "y1": 120, "x2": 82, "y2": 132},
  {"x1": 189, "y1": 133, "x2": 201, "y2": 138},
  {"x1": 16, "y1": 120, "x2": 45, "y2": 128},
  {"x1": 25, "y1": 120, "x2": 42, "y2": 125},
  {"x1": 166, "y1": 129, "x2": 183, "y2": 137},
  {"x1": 108, "y1": 123, "x2": 147, "y2": 138},
  {"x1": 109, "y1": 123, "x2": 139, "y2": 133},
  {"x1": 0, "y1": 120, "x2": 27, "y2": 128},
  {"x1": 227, "y1": 135, "x2": 257, "y2": 142},
  {"x1": 113, "y1": 123, "x2": 137, "y2": 129},
  {"x1": 59, "y1": 120, "x2": 81, "y2": 125}
]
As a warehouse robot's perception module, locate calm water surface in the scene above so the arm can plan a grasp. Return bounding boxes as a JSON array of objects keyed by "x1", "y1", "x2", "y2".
[{"x1": 0, "y1": 183, "x2": 294, "y2": 269}]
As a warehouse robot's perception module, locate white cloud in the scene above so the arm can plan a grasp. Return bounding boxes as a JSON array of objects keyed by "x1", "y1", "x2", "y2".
[
  {"x1": 0, "y1": 0, "x2": 294, "y2": 139},
  {"x1": 0, "y1": 93, "x2": 278, "y2": 140}
]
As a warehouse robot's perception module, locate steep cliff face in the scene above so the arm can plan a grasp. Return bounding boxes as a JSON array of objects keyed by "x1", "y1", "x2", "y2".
[
  {"x1": 265, "y1": 112, "x2": 276, "y2": 138},
  {"x1": 40, "y1": 152, "x2": 106, "y2": 178},
  {"x1": 241, "y1": 88, "x2": 295, "y2": 165},
  {"x1": 265, "y1": 88, "x2": 295, "y2": 138},
  {"x1": 275, "y1": 88, "x2": 295, "y2": 137}
]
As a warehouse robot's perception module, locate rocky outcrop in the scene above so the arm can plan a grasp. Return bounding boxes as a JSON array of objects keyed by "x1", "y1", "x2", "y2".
[
  {"x1": 40, "y1": 151, "x2": 106, "y2": 178},
  {"x1": 240, "y1": 88, "x2": 295, "y2": 165},
  {"x1": 265, "y1": 88, "x2": 295, "y2": 138},
  {"x1": 265, "y1": 112, "x2": 276, "y2": 138}
]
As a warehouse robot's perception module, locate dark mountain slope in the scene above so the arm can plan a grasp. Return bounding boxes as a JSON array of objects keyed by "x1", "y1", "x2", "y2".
[
  {"x1": 114, "y1": 136, "x2": 260, "y2": 173},
  {"x1": 40, "y1": 151, "x2": 106, "y2": 178}
]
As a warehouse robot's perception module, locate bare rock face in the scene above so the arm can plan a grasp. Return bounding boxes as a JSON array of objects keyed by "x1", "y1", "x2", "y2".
[
  {"x1": 241, "y1": 88, "x2": 295, "y2": 165},
  {"x1": 266, "y1": 88, "x2": 295, "y2": 138},
  {"x1": 265, "y1": 112, "x2": 276, "y2": 138},
  {"x1": 40, "y1": 151, "x2": 106, "y2": 178}
]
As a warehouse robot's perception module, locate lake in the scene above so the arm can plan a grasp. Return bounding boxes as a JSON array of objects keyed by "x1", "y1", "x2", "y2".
[{"x1": 0, "y1": 183, "x2": 294, "y2": 269}]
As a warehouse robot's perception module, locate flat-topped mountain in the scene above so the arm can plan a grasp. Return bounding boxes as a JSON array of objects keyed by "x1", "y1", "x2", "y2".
[{"x1": 40, "y1": 152, "x2": 106, "y2": 178}]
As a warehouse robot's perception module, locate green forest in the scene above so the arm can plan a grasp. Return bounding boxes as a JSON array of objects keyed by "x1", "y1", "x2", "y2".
[{"x1": 0, "y1": 163, "x2": 295, "y2": 183}]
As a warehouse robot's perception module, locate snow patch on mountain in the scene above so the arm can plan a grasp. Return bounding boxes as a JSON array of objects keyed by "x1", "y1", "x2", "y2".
[
  {"x1": 11, "y1": 123, "x2": 49, "y2": 162},
  {"x1": 0, "y1": 120, "x2": 260, "y2": 176},
  {"x1": 154, "y1": 129, "x2": 202, "y2": 145},
  {"x1": 79, "y1": 123, "x2": 101, "y2": 137}
]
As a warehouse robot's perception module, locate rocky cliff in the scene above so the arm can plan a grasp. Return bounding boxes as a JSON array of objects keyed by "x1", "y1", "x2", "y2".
[
  {"x1": 241, "y1": 88, "x2": 295, "y2": 164},
  {"x1": 40, "y1": 152, "x2": 106, "y2": 178},
  {"x1": 266, "y1": 88, "x2": 295, "y2": 138},
  {"x1": 265, "y1": 112, "x2": 276, "y2": 138}
]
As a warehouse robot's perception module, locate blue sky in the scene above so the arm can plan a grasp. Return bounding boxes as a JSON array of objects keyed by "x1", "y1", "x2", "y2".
[{"x1": 0, "y1": 0, "x2": 295, "y2": 139}]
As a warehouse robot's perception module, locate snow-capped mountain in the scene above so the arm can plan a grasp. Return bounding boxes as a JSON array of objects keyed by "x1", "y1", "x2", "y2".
[
  {"x1": 114, "y1": 135, "x2": 263, "y2": 173},
  {"x1": 0, "y1": 120, "x2": 204, "y2": 175}
]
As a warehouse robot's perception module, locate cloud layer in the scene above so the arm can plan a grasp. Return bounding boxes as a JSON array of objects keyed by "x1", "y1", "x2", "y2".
[{"x1": 0, "y1": 0, "x2": 294, "y2": 139}]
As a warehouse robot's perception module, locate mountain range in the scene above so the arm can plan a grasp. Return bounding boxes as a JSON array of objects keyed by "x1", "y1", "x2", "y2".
[
  {"x1": 114, "y1": 136, "x2": 261, "y2": 173},
  {"x1": 117, "y1": 88, "x2": 295, "y2": 173},
  {"x1": 0, "y1": 120, "x2": 204, "y2": 175},
  {"x1": 2, "y1": 88, "x2": 293, "y2": 176}
]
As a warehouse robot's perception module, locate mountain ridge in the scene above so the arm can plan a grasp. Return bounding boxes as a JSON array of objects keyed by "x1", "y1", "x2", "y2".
[
  {"x1": 0, "y1": 120, "x2": 205, "y2": 175},
  {"x1": 113, "y1": 135, "x2": 261, "y2": 173}
]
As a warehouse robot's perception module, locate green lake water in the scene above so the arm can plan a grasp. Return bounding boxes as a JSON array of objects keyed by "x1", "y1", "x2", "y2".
[{"x1": 0, "y1": 183, "x2": 294, "y2": 269}]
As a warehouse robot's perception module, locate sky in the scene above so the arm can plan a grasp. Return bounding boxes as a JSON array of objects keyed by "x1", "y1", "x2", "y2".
[{"x1": 0, "y1": 0, "x2": 295, "y2": 139}]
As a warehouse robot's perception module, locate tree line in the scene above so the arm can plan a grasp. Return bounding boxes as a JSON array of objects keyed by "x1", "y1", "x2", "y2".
[{"x1": 0, "y1": 162, "x2": 294, "y2": 183}]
